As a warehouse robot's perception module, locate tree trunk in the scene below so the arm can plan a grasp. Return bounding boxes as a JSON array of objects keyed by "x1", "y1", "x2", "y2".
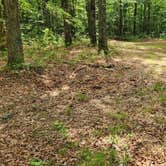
[
  {"x1": 98, "y1": 0, "x2": 108, "y2": 56},
  {"x1": 147, "y1": 0, "x2": 151, "y2": 35},
  {"x1": 86, "y1": 0, "x2": 96, "y2": 46},
  {"x1": 71, "y1": 0, "x2": 76, "y2": 37},
  {"x1": 143, "y1": 1, "x2": 147, "y2": 34},
  {"x1": 0, "y1": 1, "x2": 6, "y2": 49},
  {"x1": 62, "y1": 0, "x2": 72, "y2": 47},
  {"x1": 4, "y1": 0, "x2": 24, "y2": 65},
  {"x1": 119, "y1": 0, "x2": 123, "y2": 37},
  {"x1": 139, "y1": 3, "x2": 143, "y2": 34},
  {"x1": 133, "y1": 1, "x2": 137, "y2": 35}
]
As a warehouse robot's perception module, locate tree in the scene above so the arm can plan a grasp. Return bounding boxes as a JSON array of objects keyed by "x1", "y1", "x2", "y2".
[
  {"x1": 143, "y1": 0, "x2": 147, "y2": 34},
  {"x1": 62, "y1": 0, "x2": 73, "y2": 47},
  {"x1": 98, "y1": 0, "x2": 108, "y2": 55},
  {"x1": 3, "y1": 0, "x2": 24, "y2": 65},
  {"x1": 147, "y1": 0, "x2": 151, "y2": 35},
  {"x1": 0, "y1": 0, "x2": 5, "y2": 49},
  {"x1": 133, "y1": 0, "x2": 137, "y2": 35},
  {"x1": 86, "y1": 0, "x2": 96, "y2": 46},
  {"x1": 119, "y1": 0, "x2": 123, "y2": 37}
]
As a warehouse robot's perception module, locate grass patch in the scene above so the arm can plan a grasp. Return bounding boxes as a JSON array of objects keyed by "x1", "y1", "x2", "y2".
[
  {"x1": 155, "y1": 117, "x2": 166, "y2": 127},
  {"x1": 58, "y1": 141, "x2": 79, "y2": 157},
  {"x1": 0, "y1": 112, "x2": 15, "y2": 123},
  {"x1": 160, "y1": 94, "x2": 166, "y2": 105},
  {"x1": 78, "y1": 147, "x2": 131, "y2": 166},
  {"x1": 76, "y1": 93, "x2": 89, "y2": 102},
  {"x1": 78, "y1": 148, "x2": 119, "y2": 166},
  {"x1": 30, "y1": 158, "x2": 54, "y2": 166},
  {"x1": 153, "y1": 82, "x2": 166, "y2": 92},
  {"x1": 66, "y1": 105, "x2": 74, "y2": 116},
  {"x1": 110, "y1": 112, "x2": 127, "y2": 122},
  {"x1": 53, "y1": 121, "x2": 68, "y2": 136},
  {"x1": 142, "y1": 107, "x2": 154, "y2": 114}
]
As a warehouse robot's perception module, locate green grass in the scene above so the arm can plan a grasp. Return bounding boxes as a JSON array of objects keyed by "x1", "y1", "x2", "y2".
[
  {"x1": 53, "y1": 121, "x2": 68, "y2": 136},
  {"x1": 0, "y1": 112, "x2": 15, "y2": 123},
  {"x1": 110, "y1": 112, "x2": 127, "y2": 122},
  {"x1": 160, "y1": 94, "x2": 166, "y2": 105},
  {"x1": 155, "y1": 117, "x2": 166, "y2": 127},
  {"x1": 76, "y1": 93, "x2": 89, "y2": 102},
  {"x1": 66, "y1": 105, "x2": 74, "y2": 116},
  {"x1": 142, "y1": 107, "x2": 154, "y2": 114},
  {"x1": 153, "y1": 82, "x2": 166, "y2": 92},
  {"x1": 78, "y1": 148, "x2": 120, "y2": 166},
  {"x1": 30, "y1": 158, "x2": 54, "y2": 166},
  {"x1": 77, "y1": 147, "x2": 131, "y2": 166},
  {"x1": 137, "y1": 42, "x2": 166, "y2": 49}
]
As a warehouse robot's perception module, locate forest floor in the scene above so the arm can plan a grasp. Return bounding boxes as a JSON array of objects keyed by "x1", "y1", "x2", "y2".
[{"x1": 0, "y1": 39, "x2": 166, "y2": 166}]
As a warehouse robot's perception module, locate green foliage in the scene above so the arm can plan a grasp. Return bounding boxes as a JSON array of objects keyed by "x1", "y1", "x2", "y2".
[
  {"x1": 78, "y1": 148, "x2": 120, "y2": 166},
  {"x1": 53, "y1": 121, "x2": 68, "y2": 136},
  {"x1": 153, "y1": 82, "x2": 166, "y2": 92},
  {"x1": 160, "y1": 94, "x2": 166, "y2": 105},
  {"x1": 30, "y1": 158, "x2": 44, "y2": 166},
  {"x1": 110, "y1": 112, "x2": 127, "y2": 122},
  {"x1": 155, "y1": 117, "x2": 166, "y2": 127},
  {"x1": 30, "y1": 158, "x2": 54, "y2": 166},
  {"x1": 66, "y1": 105, "x2": 73, "y2": 116},
  {"x1": 0, "y1": 112, "x2": 15, "y2": 123},
  {"x1": 77, "y1": 93, "x2": 89, "y2": 102}
]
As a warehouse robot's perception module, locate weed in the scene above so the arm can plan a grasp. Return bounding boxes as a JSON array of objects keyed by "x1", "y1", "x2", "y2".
[
  {"x1": 58, "y1": 148, "x2": 68, "y2": 156},
  {"x1": 110, "y1": 112, "x2": 127, "y2": 122},
  {"x1": 161, "y1": 142, "x2": 166, "y2": 147},
  {"x1": 30, "y1": 158, "x2": 44, "y2": 166},
  {"x1": 31, "y1": 104, "x2": 38, "y2": 111},
  {"x1": 77, "y1": 93, "x2": 89, "y2": 102},
  {"x1": 153, "y1": 82, "x2": 166, "y2": 92},
  {"x1": 66, "y1": 105, "x2": 73, "y2": 116},
  {"x1": 142, "y1": 107, "x2": 154, "y2": 114},
  {"x1": 78, "y1": 148, "x2": 120, "y2": 166},
  {"x1": 109, "y1": 123, "x2": 130, "y2": 136},
  {"x1": 53, "y1": 121, "x2": 68, "y2": 136},
  {"x1": 160, "y1": 94, "x2": 166, "y2": 105},
  {"x1": 30, "y1": 158, "x2": 54, "y2": 166},
  {"x1": 155, "y1": 117, "x2": 166, "y2": 127},
  {"x1": 0, "y1": 112, "x2": 15, "y2": 123},
  {"x1": 121, "y1": 146, "x2": 131, "y2": 165}
]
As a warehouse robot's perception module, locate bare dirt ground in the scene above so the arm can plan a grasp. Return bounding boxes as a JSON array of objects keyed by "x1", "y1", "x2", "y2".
[{"x1": 0, "y1": 40, "x2": 165, "y2": 166}]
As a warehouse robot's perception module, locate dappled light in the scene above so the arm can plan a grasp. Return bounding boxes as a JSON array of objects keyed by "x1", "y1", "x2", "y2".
[{"x1": 0, "y1": 0, "x2": 166, "y2": 165}]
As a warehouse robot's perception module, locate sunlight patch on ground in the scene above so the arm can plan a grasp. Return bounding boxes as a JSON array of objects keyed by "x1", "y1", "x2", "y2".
[{"x1": 110, "y1": 40, "x2": 166, "y2": 78}]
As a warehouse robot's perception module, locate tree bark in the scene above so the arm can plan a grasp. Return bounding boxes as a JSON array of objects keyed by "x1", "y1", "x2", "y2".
[
  {"x1": 133, "y1": 1, "x2": 137, "y2": 35},
  {"x1": 0, "y1": 0, "x2": 6, "y2": 49},
  {"x1": 86, "y1": 0, "x2": 96, "y2": 46},
  {"x1": 143, "y1": 1, "x2": 147, "y2": 34},
  {"x1": 98, "y1": 0, "x2": 108, "y2": 55},
  {"x1": 119, "y1": 0, "x2": 123, "y2": 37},
  {"x1": 62, "y1": 0, "x2": 72, "y2": 47},
  {"x1": 4, "y1": 0, "x2": 24, "y2": 65},
  {"x1": 147, "y1": 0, "x2": 151, "y2": 35}
]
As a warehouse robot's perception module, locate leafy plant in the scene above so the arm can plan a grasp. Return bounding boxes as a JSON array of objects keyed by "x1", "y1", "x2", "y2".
[
  {"x1": 30, "y1": 158, "x2": 44, "y2": 166},
  {"x1": 160, "y1": 94, "x2": 166, "y2": 105},
  {"x1": 153, "y1": 82, "x2": 166, "y2": 92},
  {"x1": 77, "y1": 93, "x2": 89, "y2": 102},
  {"x1": 53, "y1": 121, "x2": 68, "y2": 136},
  {"x1": 78, "y1": 148, "x2": 120, "y2": 166},
  {"x1": 66, "y1": 105, "x2": 73, "y2": 116},
  {"x1": 110, "y1": 112, "x2": 127, "y2": 122}
]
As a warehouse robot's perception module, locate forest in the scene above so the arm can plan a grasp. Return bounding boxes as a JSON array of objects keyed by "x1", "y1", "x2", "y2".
[{"x1": 0, "y1": 0, "x2": 166, "y2": 165}]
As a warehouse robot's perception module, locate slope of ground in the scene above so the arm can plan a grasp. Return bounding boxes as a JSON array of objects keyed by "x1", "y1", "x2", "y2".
[{"x1": 0, "y1": 40, "x2": 165, "y2": 166}]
